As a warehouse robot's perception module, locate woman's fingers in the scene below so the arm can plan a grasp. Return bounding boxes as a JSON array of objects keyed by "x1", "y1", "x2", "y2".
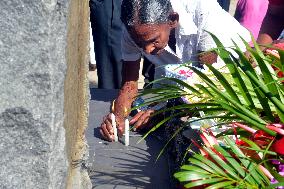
[
  {"x1": 134, "y1": 110, "x2": 155, "y2": 130},
  {"x1": 100, "y1": 122, "x2": 113, "y2": 142},
  {"x1": 100, "y1": 113, "x2": 117, "y2": 141},
  {"x1": 129, "y1": 111, "x2": 144, "y2": 124},
  {"x1": 103, "y1": 115, "x2": 114, "y2": 135},
  {"x1": 117, "y1": 121, "x2": 125, "y2": 137}
]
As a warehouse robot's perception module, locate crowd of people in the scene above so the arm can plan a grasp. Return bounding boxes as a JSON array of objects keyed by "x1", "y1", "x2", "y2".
[{"x1": 89, "y1": 0, "x2": 284, "y2": 141}]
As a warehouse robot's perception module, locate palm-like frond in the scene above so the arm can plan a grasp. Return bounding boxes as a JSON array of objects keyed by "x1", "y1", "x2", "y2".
[
  {"x1": 139, "y1": 33, "x2": 284, "y2": 136},
  {"x1": 174, "y1": 136, "x2": 270, "y2": 189},
  {"x1": 137, "y1": 34, "x2": 284, "y2": 188}
]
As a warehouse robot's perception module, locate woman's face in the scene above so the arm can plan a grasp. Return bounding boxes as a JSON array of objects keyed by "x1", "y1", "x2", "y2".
[{"x1": 129, "y1": 23, "x2": 173, "y2": 55}]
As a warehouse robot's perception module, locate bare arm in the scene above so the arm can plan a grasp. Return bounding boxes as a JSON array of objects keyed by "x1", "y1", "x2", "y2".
[
  {"x1": 113, "y1": 59, "x2": 141, "y2": 132},
  {"x1": 257, "y1": 4, "x2": 284, "y2": 48},
  {"x1": 100, "y1": 59, "x2": 140, "y2": 141}
]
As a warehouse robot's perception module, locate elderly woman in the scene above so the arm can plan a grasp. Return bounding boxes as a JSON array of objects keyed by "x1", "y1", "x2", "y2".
[{"x1": 99, "y1": 0, "x2": 250, "y2": 142}]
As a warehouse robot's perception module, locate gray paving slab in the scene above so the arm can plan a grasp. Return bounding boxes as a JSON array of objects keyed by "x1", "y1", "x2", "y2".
[{"x1": 87, "y1": 89, "x2": 171, "y2": 189}]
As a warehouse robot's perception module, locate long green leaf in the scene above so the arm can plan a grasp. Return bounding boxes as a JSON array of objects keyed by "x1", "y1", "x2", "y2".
[
  {"x1": 192, "y1": 154, "x2": 227, "y2": 177},
  {"x1": 206, "y1": 64, "x2": 241, "y2": 103},
  {"x1": 205, "y1": 181, "x2": 236, "y2": 189},
  {"x1": 224, "y1": 137, "x2": 270, "y2": 185},
  {"x1": 228, "y1": 41, "x2": 257, "y2": 112},
  {"x1": 218, "y1": 102, "x2": 270, "y2": 132},
  {"x1": 237, "y1": 37, "x2": 284, "y2": 122},
  {"x1": 231, "y1": 48, "x2": 275, "y2": 122},
  {"x1": 174, "y1": 172, "x2": 213, "y2": 182},
  {"x1": 199, "y1": 77, "x2": 269, "y2": 129},
  {"x1": 237, "y1": 62, "x2": 284, "y2": 122},
  {"x1": 180, "y1": 165, "x2": 211, "y2": 174},
  {"x1": 204, "y1": 147, "x2": 241, "y2": 180},
  {"x1": 213, "y1": 145, "x2": 246, "y2": 178},
  {"x1": 184, "y1": 177, "x2": 225, "y2": 188}
]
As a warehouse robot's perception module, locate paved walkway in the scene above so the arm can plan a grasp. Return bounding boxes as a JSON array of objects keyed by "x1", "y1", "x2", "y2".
[{"x1": 87, "y1": 89, "x2": 171, "y2": 189}]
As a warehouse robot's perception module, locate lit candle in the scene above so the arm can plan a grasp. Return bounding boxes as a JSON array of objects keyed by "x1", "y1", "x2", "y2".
[
  {"x1": 124, "y1": 118, "x2": 129, "y2": 146},
  {"x1": 111, "y1": 113, "x2": 118, "y2": 142}
]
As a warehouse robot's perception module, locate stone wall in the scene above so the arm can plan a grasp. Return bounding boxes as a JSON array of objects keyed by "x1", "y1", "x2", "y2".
[{"x1": 0, "y1": 0, "x2": 91, "y2": 188}]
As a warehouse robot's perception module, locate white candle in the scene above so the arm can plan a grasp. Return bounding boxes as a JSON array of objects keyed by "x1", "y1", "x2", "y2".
[
  {"x1": 124, "y1": 118, "x2": 129, "y2": 146},
  {"x1": 111, "y1": 113, "x2": 118, "y2": 142}
]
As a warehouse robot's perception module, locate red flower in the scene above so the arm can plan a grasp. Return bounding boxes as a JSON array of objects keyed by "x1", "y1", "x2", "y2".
[{"x1": 271, "y1": 136, "x2": 284, "y2": 155}]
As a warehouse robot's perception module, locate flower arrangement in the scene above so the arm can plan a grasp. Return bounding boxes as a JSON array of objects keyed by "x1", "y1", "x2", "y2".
[{"x1": 139, "y1": 34, "x2": 284, "y2": 188}]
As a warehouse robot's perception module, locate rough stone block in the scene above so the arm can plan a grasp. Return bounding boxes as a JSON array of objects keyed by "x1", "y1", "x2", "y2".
[{"x1": 0, "y1": 0, "x2": 91, "y2": 188}]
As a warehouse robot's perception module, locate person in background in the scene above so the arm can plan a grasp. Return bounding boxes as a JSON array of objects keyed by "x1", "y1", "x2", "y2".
[
  {"x1": 99, "y1": 0, "x2": 251, "y2": 142},
  {"x1": 89, "y1": 0, "x2": 123, "y2": 89},
  {"x1": 217, "y1": 0, "x2": 231, "y2": 12},
  {"x1": 257, "y1": 0, "x2": 284, "y2": 47},
  {"x1": 234, "y1": 0, "x2": 269, "y2": 39}
]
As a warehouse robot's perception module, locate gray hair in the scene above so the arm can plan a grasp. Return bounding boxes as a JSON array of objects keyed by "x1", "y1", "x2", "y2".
[{"x1": 121, "y1": 0, "x2": 173, "y2": 27}]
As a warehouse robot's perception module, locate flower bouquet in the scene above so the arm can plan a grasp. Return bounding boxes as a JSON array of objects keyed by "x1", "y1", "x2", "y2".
[{"x1": 139, "y1": 34, "x2": 284, "y2": 188}]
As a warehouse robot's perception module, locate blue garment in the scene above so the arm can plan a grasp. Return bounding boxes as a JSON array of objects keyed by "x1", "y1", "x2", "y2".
[
  {"x1": 90, "y1": 0, "x2": 123, "y2": 89},
  {"x1": 217, "y1": 0, "x2": 231, "y2": 12}
]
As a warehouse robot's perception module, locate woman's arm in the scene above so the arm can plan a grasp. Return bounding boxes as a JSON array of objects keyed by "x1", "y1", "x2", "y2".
[
  {"x1": 100, "y1": 59, "x2": 140, "y2": 141},
  {"x1": 113, "y1": 60, "x2": 140, "y2": 132},
  {"x1": 257, "y1": 4, "x2": 284, "y2": 47}
]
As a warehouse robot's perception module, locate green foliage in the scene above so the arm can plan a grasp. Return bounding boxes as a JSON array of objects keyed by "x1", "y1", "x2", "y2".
[
  {"x1": 174, "y1": 137, "x2": 270, "y2": 189},
  {"x1": 140, "y1": 34, "x2": 284, "y2": 135},
  {"x1": 139, "y1": 33, "x2": 284, "y2": 188}
]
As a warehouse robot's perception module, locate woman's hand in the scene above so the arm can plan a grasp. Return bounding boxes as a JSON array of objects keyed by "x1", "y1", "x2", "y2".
[
  {"x1": 100, "y1": 113, "x2": 125, "y2": 141},
  {"x1": 129, "y1": 109, "x2": 155, "y2": 131}
]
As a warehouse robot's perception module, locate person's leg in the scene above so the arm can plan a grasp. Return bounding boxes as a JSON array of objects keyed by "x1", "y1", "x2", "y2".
[
  {"x1": 89, "y1": 0, "x2": 122, "y2": 89},
  {"x1": 109, "y1": 0, "x2": 123, "y2": 88}
]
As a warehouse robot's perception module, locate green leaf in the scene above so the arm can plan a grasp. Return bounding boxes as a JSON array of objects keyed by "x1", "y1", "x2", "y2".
[
  {"x1": 238, "y1": 64, "x2": 284, "y2": 124},
  {"x1": 200, "y1": 78, "x2": 270, "y2": 131},
  {"x1": 213, "y1": 145, "x2": 246, "y2": 178},
  {"x1": 184, "y1": 178, "x2": 225, "y2": 188},
  {"x1": 206, "y1": 64, "x2": 241, "y2": 104},
  {"x1": 189, "y1": 157, "x2": 216, "y2": 174},
  {"x1": 224, "y1": 137, "x2": 270, "y2": 185},
  {"x1": 204, "y1": 147, "x2": 241, "y2": 180},
  {"x1": 230, "y1": 48, "x2": 275, "y2": 122},
  {"x1": 174, "y1": 171, "x2": 213, "y2": 182},
  {"x1": 205, "y1": 181, "x2": 236, "y2": 189},
  {"x1": 278, "y1": 49, "x2": 284, "y2": 71},
  {"x1": 180, "y1": 165, "x2": 211, "y2": 174},
  {"x1": 267, "y1": 182, "x2": 284, "y2": 189},
  {"x1": 218, "y1": 102, "x2": 268, "y2": 131},
  {"x1": 192, "y1": 154, "x2": 227, "y2": 177}
]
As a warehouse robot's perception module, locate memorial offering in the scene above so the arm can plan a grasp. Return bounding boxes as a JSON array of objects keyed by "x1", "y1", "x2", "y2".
[
  {"x1": 139, "y1": 36, "x2": 284, "y2": 188},
  {"x1": 111, "y1": 113, "x2": 118, "y2": 142},
  {"x1": 124, "y1": 118, "x2": 130, "y2": 146}
]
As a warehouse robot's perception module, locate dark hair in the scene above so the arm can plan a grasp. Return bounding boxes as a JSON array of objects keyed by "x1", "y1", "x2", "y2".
[{"x1": 121, "y1": 0, "x2": 173, "y2": 27}]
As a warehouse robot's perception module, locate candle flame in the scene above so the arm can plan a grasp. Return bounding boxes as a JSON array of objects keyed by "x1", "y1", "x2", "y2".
[
  {"x1": 124, "y1": 107, "x2": 128, "y2": 117},
  {"x1": 111, "y1": 100, "x2": 116, "y2": 112}
]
